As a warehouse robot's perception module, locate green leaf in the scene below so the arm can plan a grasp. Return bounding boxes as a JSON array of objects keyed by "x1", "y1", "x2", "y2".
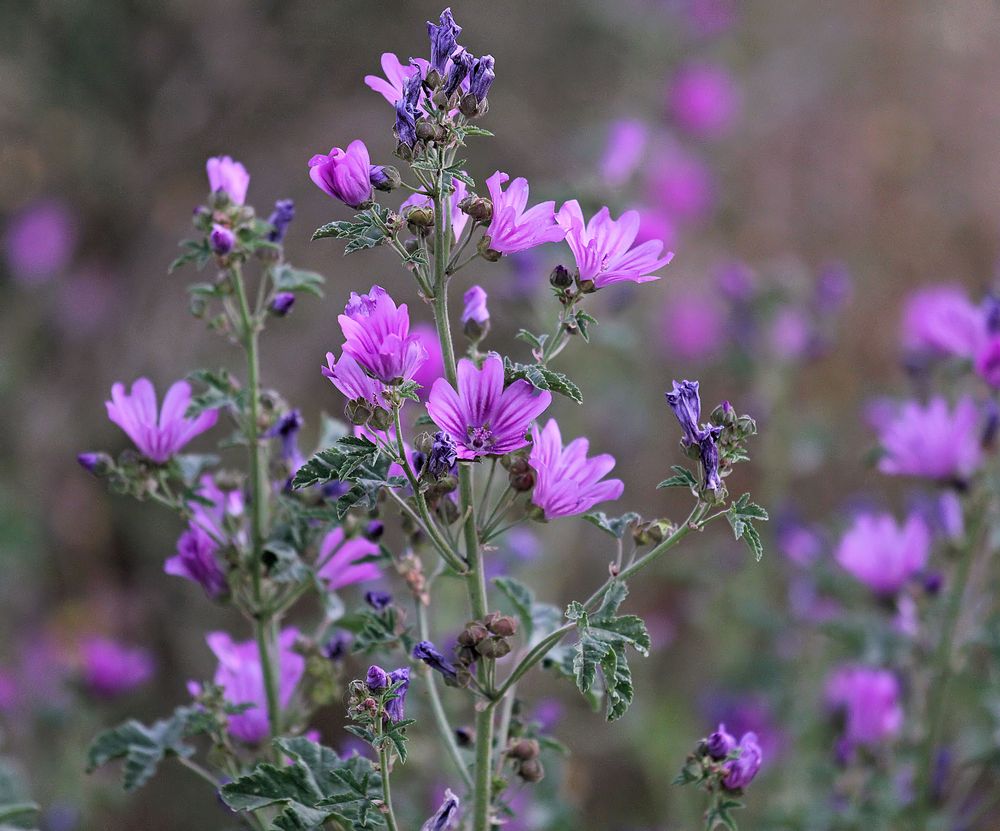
[
  {"x1": 502, "y1": 358, "x2": 582, "y2": 404},
  {"x1": 583, "y1": 511, "x2": 640, "y2": 539},
  {"x1": 725, "y1": 493, "x2": 768, "y2": 562},
  {"x1": 263, "y1": 540, "x2": 310, "y2": 583},
  {"x1": 493, "y1": 576, "x2": 534, "y2": 633},
  {"x1": 312, "y1": 205, "x2": 392, "y2": 255},
  {"x1": 656, "y1": 466, "x2": 698, "y2": 490},
  {"x1": 292, "y1": 435, "x2": 379, "y2": 490},
  {"x1": 515, "y1": 329, "x2": 548, "y2": 352},
  {"x1": 184, "y1": 368, "x2": 243, "y2": 418},
  {"x1": 169, "y1": 238, "x2": 212, "y2": 273},
  {"x1": 274, "y1": 265, "x2": 325, "y2": 297}
]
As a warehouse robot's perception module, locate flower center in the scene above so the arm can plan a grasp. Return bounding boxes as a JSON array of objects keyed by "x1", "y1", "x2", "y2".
[{"x1": 467, "y1": 424, "x2": 495, "y2": 451}]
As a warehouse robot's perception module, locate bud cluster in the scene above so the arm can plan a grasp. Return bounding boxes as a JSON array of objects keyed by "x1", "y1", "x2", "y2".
[
  {"x1": 506, "y1": 737, "x2": 544, "y2": 783},
  {"x1": 456, "y1": 611, "x2": 518, "y2": 662}
]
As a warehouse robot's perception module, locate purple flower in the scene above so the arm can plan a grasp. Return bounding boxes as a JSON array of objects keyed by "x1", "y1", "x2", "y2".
[
  {"x1": 825, "y1": 665, "x2": 903, "y2": 749},
  {"x1": 395, "y1": 100, "x2": 418, "y2": 149},
  {"x1": 365, "y1": 590, "x2": 393, "y2": 610},
  {"x1": 401, "y1": 177, "x2": 469, "y2": 241},
  {"x1": 190, "y1": 474, "x2": 245, "y2": 541},
  {"x1": 659, "y1": 290, "x2": 725, "y2": 361},
  {"x1": 80, "y1": 638, "x2": 154, "y2": 698},
  {"x1": 369, "y1": 165, "x2": 400, "y2": 192},
  {"x1": 427, "y1": 8, "x2": 462, "y2": 75},
  {"x1": 3, "y1": 199, "x2": 77, "y2": 285},
  {"x1": 422, "y1": 789, "x2": 461, "y2": 831},
  {"x1": 835, "y1": 512, "x2": 930, "y2": 596},
  {"x1": 266, "y1": 199, "x2": 295, "y2": 243},
  {"x1": 697, "y1": 429, "x2": 723, "y2": 492},
  {"x1": 444, "y1": 47, "x2": 474, "y2": 97},
  {"x1": 706, "y1": 723, "x2": 737, "y2": 760},
  {"x1": 767, "y1": 306, "x2": 813, "y2": 361},
  {"x1": 556, "y1": 200, "x2": 673, "y2": 288},
  {"x1": 338, "y1": 285, "x2": 429, "y2": 385},
  {"x1": 646, "y1": 146, "x2": 716, "y2": 223},
  {"x1": 902, "y1": 285, "x2": 987, "y2": 360},
  {"x1": 461, "y1": 285, "x2": 489, "y2": 325},
  {"x1": 206, "y1": 628, "x2": 305, "y2": 744},
  {"x1": 206, "y1": 156, "x2": 250, "y2": 205},
  {"x1": 210, "y1": 224, "x2": 235, "y2": 255},
  {"x1": 270, "y1": 292, "x2": 296, "y2": 317},
  {"x1": 386, "y1": 667, "x2": 410, "y2": 722},
  {"x1": 266, "y1": 410, "x2": 304, "y2": 471},
  {"x1": 975, "y1": 335, "x2": 1000, "y2": 387},
  {"x1": 365, "y1": 53, "x2": 429, "y2": 106},
  {"x1": 317, "y1": 527, "x2": 382, "y2": 592},
  {"x1": 722, "y1": 732, "x2": 763, "y2": 790},
  {"x1": 308, "y1": 140, "x2": 373, "y2": 209},
  {"x1": 411, "y1": 324, "x2": 446, "y2": 401},
  {"x1": 165, "y1": 523, "x2": 228, "y2": 599},
  {"x1": 665, "y1": 379, "x2": 705, "y2": 446},
  {"x1": 468, "y1": 55, "x2": 495, "y2": 101},
  {"x1": 600, "y1": 119, "x2": 649, "y2": 187},
  {"x1": 366, "y1": 665, "x2": 389, "y2": 691},
  {"x1": 105, "y1": 378, "x2": 218, "y2": 464},
  {"x1": 528, "y1": 419, "x2": 624, "y2": 519},
  {"x1": 483, "y1": 172, "x2": 566, "y2": 256},
  {"x1": 413, "y1": 640, "x2": 458, "y2": 682},
  {"x1": 878, "y1": 397, "x2": 983, "y2": 481},
  {"x1": 323, "y1": 351, "x2": 387, "y2": 409},
  {"x1": 427, "y1": 355, "x2": 551, "y2": 460},
  {"x1": 425, "y1": 431, "x2": 458, "y2": 477},
  {"x1": 668, "y1": 62, "x2": 741, "y2": 138}
]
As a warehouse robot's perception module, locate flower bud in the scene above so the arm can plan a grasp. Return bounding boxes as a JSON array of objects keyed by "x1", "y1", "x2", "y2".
[
  {"x1": 475, "y1": 636, "x2": 511, "y2": 659},
  {"x1": 365, "y1": 590, "x2": 392, "y2": 611},
  {"x1": 366, "y1": 665, "x2": 389, "y2": 692},
  {"x1": 425, "y1": 431, "x2": 458, "y2": 478},
  {"x1": 455, "y1": 726, "x2": 475, "y2": 747},
  {"x1": 549, "y1": 265, "x2": 573, "y2": 288},
  {"x1": 517, "y1": 758, "x2": 545, "y2": 783},
  {"x1": 508, "y1": 738, "x2": 540, "y2": 761},
  {"x1": 266, "y1": 199, "x2": 295, "y2": 243},
  {"x1": 368, "y1": 407, "x2": 394, "y2": 432},
  {"x1": 459, "y1": 93, "x2": 481, "y2": 118},
  {"x1": 485, "y1": 613, "x2": 518, "y2": 638},
  {"x1": 706, "y1": 724, "x2": 737, "y2": 760},
  {"x1": 269, "y1": 292, "x2": 295, "y2": 316},
  {"x1": 458, "y1": 194, "x2": 493, "y2": 224},
  {"x1": 364, "y1": 520, "x2": 384, "y2": 541},
  {"x1": 477, "y1": 236, "x2": 502, "y2": 262},
  {"x1": 415, "y1": 120, "x2": 437, "y2": 142},
  {"x1": 461, "y1": 285, "x2": 490, "y2": 341},
  {"x1": 210, "y1": 224, "x2": 235, "y2": 256},
  {"x1": 407, "y1": 206, "x2": 436, "y2": 235},
  {"x1": 78, "y1": 451, "x2": 113, "y2": 476},
  {"x1": 345, "y1": 398, "x2": 374, "y2": 426},
  {"x1": 457, "y1": 621, "x2": 489, "y2": 647},
  {"x1": 369, "y1": 165, "x2": 402, "y2": 193},
  {"x1": 468, "y1": 55, "x2": 495, "y2": 102},
  {"x1": 509, "y1": 467, "x2": 536, "y2": 492}
]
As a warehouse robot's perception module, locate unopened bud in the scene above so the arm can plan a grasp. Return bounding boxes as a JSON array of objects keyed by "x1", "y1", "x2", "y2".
[
  {"x1": 457, "y1": 621, "x2": 489, "y2": 647},
  {"x1": 459, "y1": 93, "x2": 481, "y2": 118},
  {"x1": 518, "y1": 758, "x2": 545, "y2": 783},
  {"x1": 458, "y1": 195, "x2": 493, "y2": 224},
  {"x1": 406, "y1": 206, "x2": 435, "y2": 235},
  {"x1": 415, "y1": 120, "x2": 437, "y2": 142},
  {"x1": 78, "y1": 452, "x2": 113, "y2": 476},
  {"x1": 509, "y1": 468, "x2": 536, "y2": 492},
  {"x1": 369, "y1": 165, "x2": 401, "y2": 193},
  {"x1": 477, "y1": 236, "x2": 502, "y2": 262},
  {"x1": 485, "y1": 613, "x2": 518, "y2": 638},
  {"x1": 508, "y1": 739, "x2": 540, "y2": 761},
  {"x1": 475, "y1": 636, "x2": 511, "y2": 659},
  {"x1": 368, "y1": 407, "x2": 394, "y2": 432},
  {"x1": 345, "y1": 398, "x2": 374, "y2": 426},
  {"x1": 549, "y1": 265, "x2": 572, "y2": 289}
]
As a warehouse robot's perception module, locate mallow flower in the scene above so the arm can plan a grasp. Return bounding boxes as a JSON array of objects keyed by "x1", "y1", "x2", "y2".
[
  {"x1": 206, "y1": 156, "x2": 250, "y2": 205},
  {"x1": 203, "y1": 628, "x2": 305, "y2": 745},
  {"x1": 308, "y1": 140, "x2": 373, "y2": 209},
  {"x1": 668, "y1": 62, "x2": 741, "y2": 138},
  {"x1": 722, "y1": 732, "x2": 763, "y2": 790},
  {"x1": 878, "y1": 396, "x2": 983, "y2": 481},
  {"x1": 825, "y1": 665, "x2": 903, "y2": 750},
  {"x1": 189, "y1": 474, "x2": 244, "y2": 541},
  {"x1": 317, "y1": 527, "x2": 382, "y2": 591},
  {"x1": 665, "y1": 379, "x2": 724, "y2": 492},
  {"x1": 483, "y1": 172, "x2": 566, "y2": 255},
  {"x1": 106, "y1": 378, "x2": 218, "y2": 464},
  {"x1": 165, "y1": 523, "x2": 228, "y2": 599},
  {"x1": 556, "y1": 200, "x2": 673, "y2": 288},
  {"x1": 901, "y1": 285, "x2": 987, "y2": 360},
  {"x1": 323, "y1": 351, "x2": 388, "y2": 410},
  {"x1": 365, "y1": 53, "x2": 429, "y2": 106},
  {"x1": 80, "y1": 638, "x2": 154, "y2": 698},
  {"x1": 975, "y1": 335, "x2": 1000, "y2": 388},
  {"x1": 835, "y1": 512, "x2": 930, "y2": 596},
  {"x1": 426, "y1": 354, "x2": 551, "y2": 459},
  {"x1": 600, "y1": 118, "x2": 649, "y2": 187},
  {"x1": 528, "y1": 419, "x2": 624, "y2": 518},
  {"x1": 427, "y1": 8, "x2": 462, "y2": 76},
  {"x1": 338, "y1": 285, "x2": 428, "y2": 385},
  {"x1": 422, "y1": 789, "x2": 461, "y2": 831}
]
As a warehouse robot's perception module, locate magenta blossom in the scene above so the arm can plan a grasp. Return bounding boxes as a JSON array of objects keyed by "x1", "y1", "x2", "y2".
[
  {"x1": 878, "y1": 396, "x2": 983, "y2": 481},
  {"x1": 427, "y1": 355, "x2": 551, "y2": 460},
  {"x1": 338, "y1": 285, "x2": 428, "y2": 384},
  {"x1": 659, "y1": 290, "x2": 725, "y2": 360},
  {"x1": 165, "y1": 522, "x2": 228, "y2": 599},
  {"x1": 483, "y1": 171, "x2": 566, "y2": 255},
  {"x1": 646, "y1": 147, "x2": 716, "y2": 223},
  {"x1": 365, "y1": 53, "x2": 429, "y2": 105},
  {"x1": 556, "y1": 200, "x2": 673, "y2": 288},
  {"x1": 600, "y1": 119, "x2": 649, "y2": 187},
  {"x1": 461, "y1": 285, "x2": 489, "y2": 326},
  {"x1": 975, "y1": 335, "x2": 1000, "y2": 387},
  {"x1": 106, "y1": 378, "x2": 218, "y2": 464},
  {"x1": 902, "y1": 285, "x2": 987, "y2": 360},
  {"x1": 723, "y1": 732, "x2": 763, "y2": 790},
  {"x1": 317, "y1": 527, "x2": 382, "y2": 591},
  {"x1": 835, "y1": 512, "x2": 930, "y2": 596},
  {"x1": 825, "y1": 665, "x2": 903, "y2": 749},
  {"x1": 323, "y1": 351, "x2": 388, "y2": 409},
  {"x1": 309, "y1": 140, "x2": 373, "y2": 209},
  {"x1": 80, "y1": 638, "x2": 154, "y2": 698},
  {"x1": 4, "y1": 199, "x2": 78, "y2": 284},
  {"x1": 206, "y1": 156, "x2": 250, "y2": 205},
  {"x1": 411, "y1": 323, "x2": 445, "y2": 400},
  {"x1": 401, "y1": 177, "x2": 469, "y2": 240},
  {"x1": 528, "y1": 419, "x2": 624, "y2": 518},
  {"x1": 668, "y1": 62, "x2": 741, "y2": 138},
  {"x1": 204, "y1": 628, "x2": 305, "y2": 745},
  {"x1": 189, "y1": 474, "x2": 244, "y2": 541}
]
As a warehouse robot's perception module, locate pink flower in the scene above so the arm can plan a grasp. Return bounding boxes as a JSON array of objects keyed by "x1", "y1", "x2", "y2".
[
  {"x1": 878, "y1": 396, "x2": 983, "y2": 481},
  {"x1": 528, "y1": 419, "x2": 623, "y2": 518},
  {"x1": 323, "y1": 351, "x2": 388, "y2": 408},
  {"x1": 337, "y1": 285, "x2": 428, "y2": 384},
  {"x1": 975, "y1": 335, "x2": 1000, "y2": 387},
  {"x1": 600, "y1": 119, "x2": 649, "y2": 187},
  {"x1": 3, "y1": 199, "x2": 77, "y2": 284},
  {"x1": 825, "y1": 665, "x2": 903, "y2": 749},
  {"x1": 105, "y1": 378, "x2": 218, "y2": 464},
  {"x1": 206, "y1": 156, "x2": 250, "y2": 205},
  {"x1": 668, "y1": 62, "x2": 741, "y2": 138},
  {"x1": 484, "y1": 172, "x2": 566, "y2": 255},
  {"x1": 316, "y1": 527, "x2": 382, "y2": 591},
  {"x1": 80, "y1": 638, "x2": 154, "y2": 698},
  {"x1": 835, "y1": 513, "x2": 930, "y2": 596},
  {"x1": 411, "y1": 323, "x2": 445, "y2": 401},
  {"x1": 646, "y1": 147, "x2": 716, "y2": 223},
  {"x1": 365, "y1": 53, "x2": 429, "y2": 105},
  {"x1": 902, "y1": 285, "x2": 987, "y2": 360},
  {"x1": 308, "y1": 140, "x2": 373, "y2": 209},
  {"x1": 427, "y1": 355, "x2": 551, "y2": 460},
  {"x1": 556, "y1": 200, "x2": 673, "y2": 288},
  {"x1": 165, "y1": 523, "x2": 227, "y2": 599},
  {"x1": 659, "y1": 290, "x2": 725, "y2": 360}
]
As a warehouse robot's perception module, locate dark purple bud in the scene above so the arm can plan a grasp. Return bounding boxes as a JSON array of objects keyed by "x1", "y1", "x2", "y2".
[
  {"x1": 698, "y1": 427, "x2": 724, "y2": 493},
  {"x1": 270, "y1": 292, "x2": 296, "y2": 317},
  {"x1": 385, "y1": 667, "x2": 410, "y2": 722},
  {"x1": 266, "y1": 199, "x2": 295, "y2": 243},
  {"x1": 425, "y1": 431, "x2": 458, "y2": 478},
  {"x1": 706, "y1": 723, "x2": 737, "y2": 760},
  {"x1": 723, "y1": 732, "x2": 763, "y2": 790},
  {"x1": 443, "y1": 47, "x2": 474, "y2": 97},
  {"x1": 468, "y1": 54, "x2": 495, "y2": 102},
  {"x1": 923, "y1": 571, "x2": 944, "y2": 596},
  {"x1": 365, "y1": 520, "x2": 385, "y2": 541},
  {"x1": 427, "y1": 8, "x2": 462, "y2": 75},
  {"x1": 365, "y1": 590, "x2": 393, "y2": 611},
  {"x1": 983, "y1": 398, "x2": 999, "y2": 448},
  {"x1": 421, "y1": 788, "x2": 460, "y2": 831},
  {"x1": 369, "y1": 165, "x2": 402, "y2": 193},
  {"x1": 665, "y1": 379, "x2": 704, "y2": 446},
  {"x1": 210, "y1": 224, "x2": 235, "y2": 255},
  {"x1": 395, "y1": 100, "x2": 418, "y2": 149},
  {"x1": 413, "y1": 640, "x2": 458, "y2": 682},
  {"x1": 366, "y1": 665, "x2": 390, "y2": 692},
  {"x1": 78, "y1": 451, "x2": 112, "y2": 476},
  {"x1": 984, "y1": 291, "x2": 1000, "y2": 333},
  {"x1": 322, "y1": 632, "x2": 352, "y2": 661},
  {"x1": 265, "y1": 410, "x2": 303, "y2": 464}
]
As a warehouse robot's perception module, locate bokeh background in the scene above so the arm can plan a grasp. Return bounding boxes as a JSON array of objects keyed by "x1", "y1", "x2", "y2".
[{"x1": 2, "y1": 1, "x2": 999, "y2": 828}]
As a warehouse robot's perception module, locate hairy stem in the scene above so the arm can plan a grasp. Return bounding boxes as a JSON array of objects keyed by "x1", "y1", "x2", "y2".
[{"x1": 377, "y1": 722, "x2": 400, "y2": 831}]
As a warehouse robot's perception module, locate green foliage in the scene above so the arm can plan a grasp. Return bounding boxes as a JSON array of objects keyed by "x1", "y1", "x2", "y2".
[
  {"x1": 566, "y1": 310, "x2": 598, "y2": 342},
  {"x1": 494, "y1": 576, "x2": 563, "y2": 647},
  {"x1": 312, "y1": 204, "x2": 393, "y2": 254},
  {"x1": 656, "y1": 465, "x2": 699, "y2": 490},
  {"x1": 725, "y1": 493, "x2": 769, "y2": 562},
  {"x1": 185, "y1": 367, "x2": 244, "y2": 418},
  {"x1": 0, "y1": 759, "x2": 39, "y2": 831},
  {"x1": 221, "y1": 737, "x2": 385, "y2": 830},
  {"x1": 291, "y1": 435, "x2": 379, "y2": 490},
  {"x1": 411, "y1": 158, "x2": 475, "y2": 187},
  {"x1": 583, "y1": 511, "x2": 641, "y2": 539},
  {"x1": 273, "y1": 264, "x2": 325, "y2": 297},
  {"x1": 502, "y1": 357, "x2": 583, "y2": 404},
  {"x1": 565, "y1": 583, "x2": 650, "y2": 721},
  {"x1": 338, "y1": 605, "x2": 411, "y2": 654},
  {"x1": 169, "y1": 238, "x2": 213, "y2": 273}
]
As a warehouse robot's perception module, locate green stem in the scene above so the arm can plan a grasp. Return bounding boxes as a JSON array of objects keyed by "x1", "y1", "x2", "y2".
[
  {"x1": 231, "y1": 267, "x2": 282, "y2": 742},
  {"x1": 377, "y1": 725, "x2": 400, "y2": 831}
]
